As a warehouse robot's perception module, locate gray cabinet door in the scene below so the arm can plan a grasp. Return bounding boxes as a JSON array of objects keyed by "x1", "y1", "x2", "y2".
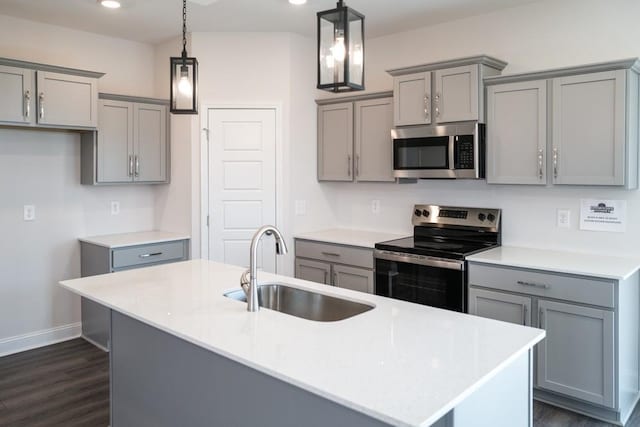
[
  {"x1": 434, "y1": 65, "x2": 479, "y2": 123},
  {"x1": 487, "y1": 80, "x2": 547, "y2": 185},
  {"x1": 552, "y1": 70, "x2": 626, "y2": 186},
  {"x1": 393, "y1": 72, "x2": 431, "y2": 126},
  {"x1": 295, "y1": 258, "x2": 331, "y2": 285},
  {"x1": 468, "y1": 288, "x2": 531, "y2": 326},
  {"x1": 537, "y1": 299, "x2": 615, "y2": 408},
  {"x1": 354, "y1": 97, "x2": 394, "y2": 182},
  {"x1": 134, "y1": 103, "x2": 167, "y2": 182},
  {"x1": 333, "y1": 264, "x2": 374, "y2": 294},
  {"x1": 97, "y1": 99, "x2": 134, "y2": 183},
  {"x1": 318, "y1": 102, "x2": 353, "y2": 181},
  {"x1": 36, "y1": 71, "x2": 98, "y2": 128},
  {"x1": 0, "y1": 65, "x2": 34, "y2": 125}
]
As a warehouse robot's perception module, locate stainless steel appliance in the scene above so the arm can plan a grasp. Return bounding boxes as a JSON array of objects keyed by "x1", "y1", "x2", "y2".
[
  {"x1": 392, "y1": 122, "x2": 485, "y2": 179},
  {"x1": 374, "y1": 205, "x2": 501, "y2": 312}
]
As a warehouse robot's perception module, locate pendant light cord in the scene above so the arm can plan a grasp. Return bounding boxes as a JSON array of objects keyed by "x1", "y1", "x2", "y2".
[{"x1": 181, "y1": 0, "x2": 188, "y2": 59}]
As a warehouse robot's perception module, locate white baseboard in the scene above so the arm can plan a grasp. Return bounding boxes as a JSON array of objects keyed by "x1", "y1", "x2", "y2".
[{"x1": 0, "y1": 322, "x2": 82, "y2": 357}]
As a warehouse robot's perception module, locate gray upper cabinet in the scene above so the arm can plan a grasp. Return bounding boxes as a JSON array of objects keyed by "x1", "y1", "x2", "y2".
[
  {"x1": 486, "y1": 80, "x2": 547, "y2": 185},
  {"x1": 393, "y1": 72, "x2": 431, "y2": 126},
  {"x1": 537, "y1": 299, "x2": 615, "y2": 408},
  {"x1": 36, "y1": 71, "x2": 98, "y2": 128},
  {"x1": 468, "y1": 287, "x2": 531, "y2": 326},
  {"x1": 354, "y1": 97, "x2": 395, "y2": 182},
  {"x1": 0, "y1": 65, "x2": 35, "y2": 125},
  {"x1": 0, "y1": 58, "x2": 103, "y2": 130},
  {"x1": 552, "y1": 70, "x2": 626, "y2": 186},
  {"x1": 434, "y1": 65, "x2": 479, "y2": 123},
  {"x1": 82, "y1": 94, "x2": 170, "y2": 185},
  {"x1": 317, "y1": 102, "x2": 353, "y2": 181},
  {"x1": 317, "y1": 91, "x2": 395, "y2": 183},
  {"x1": 485, "y1": 59, "x2": 640, "y2": 189},
  {"x1": 388, "y1": 56, "x2": 507, "y2": 127}
]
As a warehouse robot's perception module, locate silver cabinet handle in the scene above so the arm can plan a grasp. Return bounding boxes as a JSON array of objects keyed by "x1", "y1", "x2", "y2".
[
  {"x1": 423, "y1": 94, "x2": 429, "y2": 118},
  {"x1": 24, "y1": 90, "x2": 31, "y2": 118},
  {"x1": 553, "y1": 148, "x2": 558, "y2": 179},
  {"x1": 333, "y1": 271, "x2": 338, "y2": 287},
  {"x1": 134, "y1": 155, "x2": 140, "y2": 177},
  {"x1": 321, "y1": 251, "x2": 340, "y2": 257},
  {"x1": 522, "y1": 304, "x2": 527, "y2": 326},
  {"x1": 139, "y1": 252, "x2": 163, "y2": 258},
  {"x1": 355, "y1": 154, "x2": 360, "y2": 177},
  {"x1": 537, "y1": 148, "x2": 544, "y2": 180},
  {"x1": 435, "y1": 92, "x2": 441, "y2": 118},
  {"x1": 347, "y1": 155, "x2": 351, "y2": 177},
  {"x1": 38, "y1": 92, "x2": 44, "y2": 119},
  {"x1": 128, "y1": 155, "x2": 134, "y2": 176},
  {"x1": 517, "y1": 280, "x2": 549, "y2": 289}
]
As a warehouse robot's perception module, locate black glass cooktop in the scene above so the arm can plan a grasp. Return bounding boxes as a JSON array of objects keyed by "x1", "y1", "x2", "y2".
[{"x1": 375, "y1": 236, "x2": 498, "y2": 260}]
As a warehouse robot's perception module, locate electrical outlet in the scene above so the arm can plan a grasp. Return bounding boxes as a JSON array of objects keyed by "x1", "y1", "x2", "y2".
[
  {"x1": 371, "y1": 199, "x2": 381, "y2": 215},
  {"x1": 111, "y1": 201, "x2": 120, "y2": 216},
  {"x1": 23, "y1": 205, "x2": 35, "y2": 221},
  {"x1": 557, "y1": 209, "x2": 570, "y2": 228},
  {"x1": 295, "y1": 200, "x2": 306, "y2": 216}
]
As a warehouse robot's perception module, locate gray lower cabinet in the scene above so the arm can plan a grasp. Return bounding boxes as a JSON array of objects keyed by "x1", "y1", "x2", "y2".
[
  {"x1": 294, "y1": 239, "x2": 374, "y2": 294},
  {"x1": 80, "y1": 238, "x2": 189, "y2": 350},
  {"x1": 468, "y1": 262, "x2": 639, "y2": 425},
  {"x1": 81, "y1": 93, "x2": 170, "y2": 185},
  {"x1": 317, "y1": 91, "x2": 395, "y2": 183}
]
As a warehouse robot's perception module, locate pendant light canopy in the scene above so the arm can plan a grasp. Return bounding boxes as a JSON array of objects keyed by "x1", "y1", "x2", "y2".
[
  {"x1": 317, "y1": 0, "x2": 365, "y2": 92},
  {"x1": 170, "y1": 0, "x2": 198, "y2": 114}
]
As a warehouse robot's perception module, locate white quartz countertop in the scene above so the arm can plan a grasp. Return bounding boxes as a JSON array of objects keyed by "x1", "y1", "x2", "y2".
[
  {"x1": 294, "y1": 228, "x2": 406, "y2": 248},
  {"x1": 79, "y1": 231, "x2": 190, "y2": 249},
  {"x1": 59, "y1": 259, "x2": 543, "y2": 427},
  {"x1": 467, "y1": 246, "x2": 640, "y2": 281}
]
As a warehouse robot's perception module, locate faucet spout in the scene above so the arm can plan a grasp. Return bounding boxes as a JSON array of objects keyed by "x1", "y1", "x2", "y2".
[{"x1": 247, "y1": 225, "x2": 288, "y2": 312}]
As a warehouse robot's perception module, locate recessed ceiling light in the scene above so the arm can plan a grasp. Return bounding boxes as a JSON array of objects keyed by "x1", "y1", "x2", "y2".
[
  {"x1": 289, "y1": 0, "x2": 307, "y2": 5},
  {"x1": 99, "y1": 0, "x2": 121, "y2": 9}
]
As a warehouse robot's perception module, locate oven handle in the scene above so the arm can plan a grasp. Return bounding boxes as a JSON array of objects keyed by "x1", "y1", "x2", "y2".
[{"x1": 374, "y1": 250, "x2": 465, "y2": 271}]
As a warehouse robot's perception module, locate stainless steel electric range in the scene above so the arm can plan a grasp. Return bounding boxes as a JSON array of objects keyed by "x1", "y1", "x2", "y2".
[{"x1": 374, "y1": 205, "x2": 501, "y2": 312}]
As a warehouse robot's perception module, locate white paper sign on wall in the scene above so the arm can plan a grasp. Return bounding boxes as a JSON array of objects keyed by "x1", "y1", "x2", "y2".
[{"x1": 579, "y1": 199, "x2": 626, "y2": 233}]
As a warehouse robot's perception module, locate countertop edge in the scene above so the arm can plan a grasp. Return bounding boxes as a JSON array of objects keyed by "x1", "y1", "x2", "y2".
[{"x1": 78, "y1": 234, "x2": 191, "y2": 249}]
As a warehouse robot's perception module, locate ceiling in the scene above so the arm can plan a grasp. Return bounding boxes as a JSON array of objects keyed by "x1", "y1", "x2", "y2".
[{"x1": 0, "y1": 0, "x2": 539, "y2": 44}]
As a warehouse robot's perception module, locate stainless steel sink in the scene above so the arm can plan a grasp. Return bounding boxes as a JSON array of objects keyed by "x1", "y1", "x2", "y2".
[{"x1": 224, "y1": 283, "x2": 374, "y2": 322}]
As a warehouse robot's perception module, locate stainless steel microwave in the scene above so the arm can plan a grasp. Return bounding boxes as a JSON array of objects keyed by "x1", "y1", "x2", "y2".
[{"x1": 391, "y1": 122, "x2": 485, "y2": 179}]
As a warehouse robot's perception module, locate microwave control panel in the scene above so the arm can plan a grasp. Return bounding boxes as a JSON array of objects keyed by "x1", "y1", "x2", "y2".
[{"x1": 454, "y1": 135, "x2": 475, "y2": 169}]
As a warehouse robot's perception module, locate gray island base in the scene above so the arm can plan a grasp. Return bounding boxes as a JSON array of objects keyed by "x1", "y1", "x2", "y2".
[{"x1": 111, "y1": 310, "x2": 533, "y2": 427}]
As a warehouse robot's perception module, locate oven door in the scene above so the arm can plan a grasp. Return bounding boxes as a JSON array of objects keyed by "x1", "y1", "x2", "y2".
[{"x1": 374, "y1": 251, "x2": 466, "y2": 312}]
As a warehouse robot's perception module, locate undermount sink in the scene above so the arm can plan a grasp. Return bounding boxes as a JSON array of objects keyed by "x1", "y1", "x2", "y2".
[{"x1": 224, "y1": 283, "x2": 374, "y2": 322}]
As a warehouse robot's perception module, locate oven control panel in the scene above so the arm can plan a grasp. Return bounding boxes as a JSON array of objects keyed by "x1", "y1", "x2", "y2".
[{"x1": 412, "y1": 205, "x2": 501, "y2": 230}]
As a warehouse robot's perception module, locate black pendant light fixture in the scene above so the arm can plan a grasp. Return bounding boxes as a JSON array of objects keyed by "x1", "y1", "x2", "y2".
[
  {"x1": 170, "y1": 0, "x2": 198, "y2": 114},
  {"x1": 317, "y1": 0, "x2": 365, "y2": 92}
]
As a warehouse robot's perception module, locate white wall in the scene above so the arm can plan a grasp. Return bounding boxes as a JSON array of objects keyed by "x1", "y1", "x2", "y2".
[
  {"x1": 0, "y1": 15, "x2": 158, "y2": 354},
  {"x1": 321, "y1": 0, "x2": 640, "y2": 257}
]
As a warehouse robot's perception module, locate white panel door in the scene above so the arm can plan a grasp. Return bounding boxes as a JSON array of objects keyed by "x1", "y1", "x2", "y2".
[{"x1": 208, "y1": 108, "x2": 277, "y2": 273}]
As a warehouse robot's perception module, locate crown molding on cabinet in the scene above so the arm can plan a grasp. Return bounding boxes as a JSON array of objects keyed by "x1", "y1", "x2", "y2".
[
  {"x1": 0, "y1": 57, "x2": 105, "y2": 79},
  {"x1": 315, "y1": 90, "x2": 393, "y2": 105},
  {"x1": 386, "y1": 55, "x2": 508, "y2": 76},
  {"x1": 99, "y1": 92, "x2": 169, "y2": 106}
]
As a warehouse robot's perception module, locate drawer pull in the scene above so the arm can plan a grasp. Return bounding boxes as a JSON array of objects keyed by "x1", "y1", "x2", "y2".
[
  {"x1": 139, "y1": 252, "x2": 163, "y2": 258},
  {"x1": 321, "y1": 252, "x2": 340, "y2": 257},
  {"x1": 517, "y1": 280, "x2": 549, "y2": 289}
]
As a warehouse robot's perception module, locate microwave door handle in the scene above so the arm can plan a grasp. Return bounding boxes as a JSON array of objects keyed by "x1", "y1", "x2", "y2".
[{"x1": 449, "y1": 135, "x2": 456, "y2": 170}]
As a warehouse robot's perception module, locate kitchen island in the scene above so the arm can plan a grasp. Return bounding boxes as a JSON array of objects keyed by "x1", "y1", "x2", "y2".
[{"x1": 59, "y1": 259, "x2": 544, "y2": 427}]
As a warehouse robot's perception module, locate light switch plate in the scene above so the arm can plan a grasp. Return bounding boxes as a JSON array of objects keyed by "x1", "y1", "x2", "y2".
[
  {"x1": 111, "y1": 201, "x2": 120, "y2": 216},
  {"x1": 23, "y1": 205, "x2": 35, "y2": 221},
  {"x1": 371, "y1": 200, "x2": 381, "y2": 215},
  {"x1": 295, "y1": 200, "x2": 306, "y2": 216},
  {"x1": 557, "y1": 209, "x2": 570, "y2": 228}
]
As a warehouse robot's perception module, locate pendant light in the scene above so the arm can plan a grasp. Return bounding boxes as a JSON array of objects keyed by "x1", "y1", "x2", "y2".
[
  {"x1": 170, "y1": 0, "x2": 198, "y2": 114},
  {"x1": 317, "y1": 0, "x2": 365, "y2": 92}
]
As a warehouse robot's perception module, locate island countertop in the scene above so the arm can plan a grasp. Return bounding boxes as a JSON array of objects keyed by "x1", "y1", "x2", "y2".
[{"x1": 59, "y1": 259, "x2": 544, "y2": 427}]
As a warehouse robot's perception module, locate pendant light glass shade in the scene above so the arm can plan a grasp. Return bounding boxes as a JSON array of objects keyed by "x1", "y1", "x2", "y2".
[
  {"x1": 170, "y1": 0, "x2": 198, "y2": 114},
  {"x1": 317, "y1": 0, "x2": 364, "y2": 92}
]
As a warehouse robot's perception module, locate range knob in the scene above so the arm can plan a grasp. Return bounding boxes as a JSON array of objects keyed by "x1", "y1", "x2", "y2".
[
  {"x1": 422, "y1": 209, "x2": 430, "y2": 217},
  {"x1": 487, "y1": 213, "x2": 496, "y2": 222},
  {"x1": 414, "y1": 209, "x2": 422, "y2": 217},
  {"x1": 477, "y1": 213, "x2": 486, "y2": 221}
]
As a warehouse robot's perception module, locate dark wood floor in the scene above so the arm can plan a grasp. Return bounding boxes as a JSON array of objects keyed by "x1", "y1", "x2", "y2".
[
  {"x1": 1, "y1": 338, "x2": 640, "y2": 426},
  {"x1": 0, "y1": 339, "x2": 109, "y2": 427}
]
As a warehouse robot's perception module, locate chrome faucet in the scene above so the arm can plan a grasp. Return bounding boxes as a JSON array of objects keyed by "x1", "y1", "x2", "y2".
[{"x1": 242, "y1": 225, "x2": 288, "y2": 312}]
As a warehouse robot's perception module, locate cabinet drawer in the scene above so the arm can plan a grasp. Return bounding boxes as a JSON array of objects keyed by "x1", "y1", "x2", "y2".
[
  {"x1": 295, "y1": 239, "x2": 373, "y2": 269},
  {"x1": 112, "y1": 241, "x2": 186, "y2": 269},
  {"x1": 468, "y1": 263, "x2": 615, "y2": 308}
]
